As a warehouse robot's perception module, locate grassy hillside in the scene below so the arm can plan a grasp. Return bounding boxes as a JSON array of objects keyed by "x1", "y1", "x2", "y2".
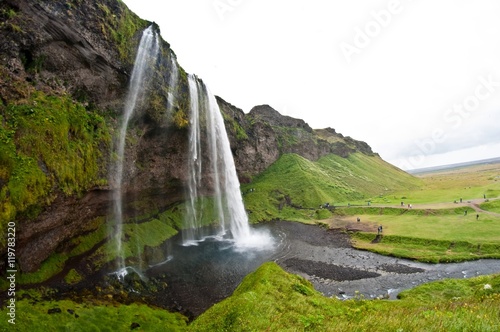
[
  {"x1": 191, "y1": 262, "x2": 500, "y2": 332},
  {"x1": 481, "y1": 199, "x2": 500, "y2": 213},
  {"x1": 242, "y1": 153, "x2": 422, "y2": 222}
]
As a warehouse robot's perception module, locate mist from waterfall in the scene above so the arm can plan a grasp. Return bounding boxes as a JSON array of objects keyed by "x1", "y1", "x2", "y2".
[
  {"x1": 111, "y1": 26, "x2": 159, "y2": 274},
  {"x1": 184, "y1": 74, "x2": 273, "y2": 250}
]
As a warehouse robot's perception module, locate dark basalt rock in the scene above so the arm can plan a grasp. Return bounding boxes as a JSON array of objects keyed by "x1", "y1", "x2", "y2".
[
  {"x1": 282, "y1": 257, "x2": 380, "y2": 281},
  {"x1": 220, "y1": 99, "x2": 375, "y2": 178},
  {"x1": 249, "y1": 104, "x2": 313, "y2": 132},
  {"x1": 47, "y1": 308, "x2": 62, "y2": 314}
]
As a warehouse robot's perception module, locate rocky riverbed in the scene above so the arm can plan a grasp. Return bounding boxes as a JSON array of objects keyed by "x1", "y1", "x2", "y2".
[
  {"x1": 143, "y1": 221, "x2": 500, "y2": 317},
  {"x1": 271, "y1": 221, "x2": 500, "y2": 300}
]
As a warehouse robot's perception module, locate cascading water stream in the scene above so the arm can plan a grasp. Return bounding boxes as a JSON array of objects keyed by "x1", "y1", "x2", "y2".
[
  {"x1": 166, "y1": 54, "x2": 179, "y2": 115},
  {"x1": 183, "y1": 75, "x2": 203, "y2": 244},
  {"x1": 204, "y1": 83, "x2": 226, "y2": 237},
  {"x1": 184, "y1": 75, "x2": 272, "y2": 250},
  {"x1": 205, "y1": 87, "x2": 251, "y2": 241},
  {"x1": 111, "y1": 26, "x2": 159, "y2": 276}
]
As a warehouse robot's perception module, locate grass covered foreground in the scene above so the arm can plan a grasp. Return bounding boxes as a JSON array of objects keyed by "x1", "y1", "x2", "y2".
[
  {"x1": 3, "y1": 262, "x2": 499, "y2": 331},
  {"x1": 242, "y1": 153, "x2": 422, "y2": 223},
  {"x1": 192, "y1": 262, "x2": 500, "y2": 331},
  {"x1": 0, "y1": 291, "x2": 188, "y2": 331}
]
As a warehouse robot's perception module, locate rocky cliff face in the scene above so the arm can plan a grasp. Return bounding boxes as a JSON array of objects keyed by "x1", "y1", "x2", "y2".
[
  {"x1": 0, "y1": 0, "x2": 179, "y2": 272},
  {"x1": 219, "y1": 100, "x2": 374, "y2": 181},
  {"x1": 0, "y1": 0, "x2": 376, "y2": 273},
  {"x1": 0, "y1": 0, "x2": 134, "y2": 109}
]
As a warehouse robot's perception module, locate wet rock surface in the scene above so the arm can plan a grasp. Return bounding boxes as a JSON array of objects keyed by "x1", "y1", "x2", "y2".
[
  {"x1": 378, "y1": 263, "x2": 425, "y2": 274},
  {"x1": 282, "y1": 257, "x2": 381, "y2": 281}
]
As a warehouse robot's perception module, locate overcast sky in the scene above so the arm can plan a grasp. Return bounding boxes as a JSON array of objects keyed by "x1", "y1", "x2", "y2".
[{"x1": 122, "y1": 0, "x2": 500, "y2": 170}]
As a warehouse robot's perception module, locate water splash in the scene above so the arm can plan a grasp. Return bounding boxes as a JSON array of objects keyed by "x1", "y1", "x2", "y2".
[
  {"x1": 112, "y1": 266, "x2": 147, "y2": 283},
  {"x1": 184, "y1": 74, "x2": 273, "y2": 250},
  {"x1": 111, "y1": 26, "x2": 159, "y2": 273}
]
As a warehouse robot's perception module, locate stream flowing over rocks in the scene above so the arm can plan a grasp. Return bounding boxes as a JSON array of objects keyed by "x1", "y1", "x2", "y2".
[
  {"x1": 272, "y1": 222, "x2": 500, "y2": 300},
  {"x1": 145, "y1": 221, "x2": 500, "y2": 316}
]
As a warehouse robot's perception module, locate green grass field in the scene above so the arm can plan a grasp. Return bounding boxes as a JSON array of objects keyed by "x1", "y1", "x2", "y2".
[
  {"x1": 329, "y1": 162, "x2": 500, "y2": 262},
  {"x1": 371, "y1": 163, "x2": 500, "y2": 205},
  {"x1": 328, "y1": 205, "x2": 500, "y2": 263},
  {"x1": 0, "y1": 291, "x2": 188, "y2": 331},
  {"x1": 244, "y1": 156, "x2": 500, "y2": 263},
  {"x1": 481, "y1": 199, "x2": 500, "y2": 213},
  {"x1": 355, "y1": 213, "x2": 499, "y2": 242}
]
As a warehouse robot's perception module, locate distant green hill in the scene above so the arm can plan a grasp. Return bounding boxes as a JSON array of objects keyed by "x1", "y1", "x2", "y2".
[{"x1": 242, "y1": 152, "x2": 422, "y2": 222}]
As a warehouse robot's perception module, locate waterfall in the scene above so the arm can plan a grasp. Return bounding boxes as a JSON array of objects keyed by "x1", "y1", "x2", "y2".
[
  {"x1": 184, "y1": 75, "x2": 272, "y2": 250},
  {"x1": 205, "y1": 86, "x2": 251, "y2": 241},
  {"x1": 183, "y1": 75, "x2": 203, "y2": 243},
  {"x1": 111, "y1": 26, "x2": 159, "y2": 274},
  {"x1": 167, "y1": 54, "x2": 179, "y2": 115}
]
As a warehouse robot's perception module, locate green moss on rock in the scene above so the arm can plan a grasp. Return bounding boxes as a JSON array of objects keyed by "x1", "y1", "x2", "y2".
[
  {"x1": 98, "y1": 1, "x2": 148, "y2": 62},
  {"x1": 64, "y1": 269, "x2": 83, "y2": 285},
  {"x1": 0, "y1": 91, "x2": 110, "y2": 243}
]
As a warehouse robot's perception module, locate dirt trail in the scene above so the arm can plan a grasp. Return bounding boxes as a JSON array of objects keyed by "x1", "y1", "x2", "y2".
[
  {"x1": 371, "y1": 197, "x2": 500, "y2": 217},
  {"x1": 322, "y1": 197, "x2": 500, "y2": 230}
]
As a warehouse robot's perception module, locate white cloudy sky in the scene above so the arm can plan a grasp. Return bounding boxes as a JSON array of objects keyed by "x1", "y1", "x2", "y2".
[{"x1": 122, "y1": 0, "x2": 500, "y2": 170}]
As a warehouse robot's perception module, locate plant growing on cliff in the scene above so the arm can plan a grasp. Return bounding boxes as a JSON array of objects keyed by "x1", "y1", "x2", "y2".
[
  {"x1": 97, "y1": 1, "x2": 148, "y2": 62},
  {"x1": 0, "y1": 91, "x2": 110, "y2": 241},
  {"x1": 221, "y1": 110, "x2": 248, "y2": 141},
  {"x1": 172, "y1": 108, "x2": 189, "y2": 128}
]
